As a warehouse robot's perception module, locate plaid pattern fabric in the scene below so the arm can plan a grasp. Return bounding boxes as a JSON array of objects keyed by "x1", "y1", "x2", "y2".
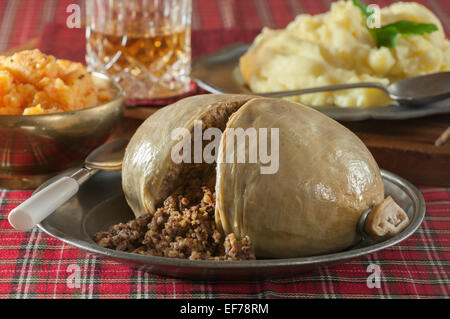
[
  {"x1": 0, "y1": 187, "x2": 449, "y2": 298},
  {"x1": 0, "y1": 128, "x2": 108, "y2": 176},
  {"x1": 1, "y1": 0, "x2": 449, "y2": 52},
  {"x1": 1, "y1": 0, "x2": 450, "y2": 299}
]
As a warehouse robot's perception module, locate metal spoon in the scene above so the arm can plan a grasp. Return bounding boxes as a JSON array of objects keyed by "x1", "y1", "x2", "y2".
[
  {"x1": 8, "y1": 139, "x2": 129, "y2": 231},
  {"x1": 257, "y1": 72, "x2": 450, "y2": 105}
]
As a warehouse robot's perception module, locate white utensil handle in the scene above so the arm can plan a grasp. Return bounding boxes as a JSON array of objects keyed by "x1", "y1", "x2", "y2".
[{"x1": 8, "y1": 177, "x2": 79, "y2": 231}]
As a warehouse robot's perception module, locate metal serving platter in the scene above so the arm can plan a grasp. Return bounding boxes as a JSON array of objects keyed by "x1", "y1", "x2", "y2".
[
  {"x1": 192, "y1": 43, "x2": 450, "y2": 121},
  {"x1": 37, "y1": 169, "x2": 425, "y2": 281}
]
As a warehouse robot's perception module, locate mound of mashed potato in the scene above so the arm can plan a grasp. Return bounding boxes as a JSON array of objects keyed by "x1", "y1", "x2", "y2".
[
  {"x1": 240, "y1": 1, "x2": 450, "y2": 107},
  {"x1": 0, "y1": 49, "x2": 113, "y2": 115}
]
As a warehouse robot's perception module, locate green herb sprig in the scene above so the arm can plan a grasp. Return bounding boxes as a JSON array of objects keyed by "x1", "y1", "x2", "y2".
[{"x1": 352, "y1": 0, "x2": 438, "y2": 48}]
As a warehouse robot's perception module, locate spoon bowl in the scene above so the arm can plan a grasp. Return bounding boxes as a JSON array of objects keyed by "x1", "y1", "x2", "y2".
[
  {"x1": 255, "y1": 72, "x2": 450, "y2": 106},
  {"x1": 86, "y1": 138, "x2": 129, "y2": 171},
  {"x1": 387, "y1": 72, "x2": 450, "y2": 104}
]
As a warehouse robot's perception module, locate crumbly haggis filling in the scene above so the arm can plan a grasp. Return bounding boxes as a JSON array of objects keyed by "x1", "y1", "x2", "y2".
[
  {"x1": 157, "y1": 101, "x2": 244, "y2": 206},
  {"x1": 93, "y1": 187, "x2": 255, "y2": 261}
]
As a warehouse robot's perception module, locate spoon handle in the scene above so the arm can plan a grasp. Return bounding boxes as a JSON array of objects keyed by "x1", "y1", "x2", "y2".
[
  {"x1": 8, "y1": 168, "x2": 97, "y2": 231},
  {"x1": 257, "y1": 82, "x2": 388, "y2": 98}
]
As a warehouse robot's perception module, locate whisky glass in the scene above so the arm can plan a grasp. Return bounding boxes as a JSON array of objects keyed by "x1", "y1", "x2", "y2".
[{"x1": 86, "y1": 0, "x2": 192, "y2": 100}]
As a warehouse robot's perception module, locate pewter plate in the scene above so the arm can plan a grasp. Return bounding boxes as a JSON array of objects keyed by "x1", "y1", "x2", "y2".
[
  {"x1": 37, "y1": 169, "x2": 425, "y2": 280},
  {"x1": 192, "y1": 43, "x2": 450, "y2": 121}
]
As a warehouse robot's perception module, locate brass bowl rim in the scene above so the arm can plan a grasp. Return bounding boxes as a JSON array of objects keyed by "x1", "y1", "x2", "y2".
[{"x1": 0, "y1": 72, "x2": 125, "y2": 119}]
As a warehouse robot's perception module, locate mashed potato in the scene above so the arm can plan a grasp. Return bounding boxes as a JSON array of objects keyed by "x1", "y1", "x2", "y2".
[
  {"x1": 0, "y1": 49, "x2": 113, "y2": 115},
  {"x1": 240, "y1": 1, "x2": 450, "y2": 107}
]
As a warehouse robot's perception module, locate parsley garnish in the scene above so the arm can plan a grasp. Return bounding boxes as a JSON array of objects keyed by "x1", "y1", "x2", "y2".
[{"x1": 352, "y1": 0, "x2": 438, "y2": 48}]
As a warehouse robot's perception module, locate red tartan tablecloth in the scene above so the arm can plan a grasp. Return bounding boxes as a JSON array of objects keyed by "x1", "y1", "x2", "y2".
[{"x1": 1, "y1": 0, "x2": 450, "y2": 299}]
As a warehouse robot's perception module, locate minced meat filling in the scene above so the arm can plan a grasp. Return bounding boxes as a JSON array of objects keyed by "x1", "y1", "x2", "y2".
[
  {"x1": 157, "y1": 101, "x2": 244, "y2": 206},
  {"x1": 93, "y1": 187, "x2": 255, "y2": 261}
]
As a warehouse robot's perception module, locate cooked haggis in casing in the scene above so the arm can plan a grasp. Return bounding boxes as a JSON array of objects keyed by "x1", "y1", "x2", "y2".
[
  {"x1": 95, "y1": 94, "x2": 410, "y2": 260},
  {"x1": 100, "y1": 94, "x2": 411, "y2": 261}
]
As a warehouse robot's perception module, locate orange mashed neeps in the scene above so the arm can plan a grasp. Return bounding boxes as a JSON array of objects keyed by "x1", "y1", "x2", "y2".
[{"x1": 0, "y1": 49, "x2": 113, "y2": 115}]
